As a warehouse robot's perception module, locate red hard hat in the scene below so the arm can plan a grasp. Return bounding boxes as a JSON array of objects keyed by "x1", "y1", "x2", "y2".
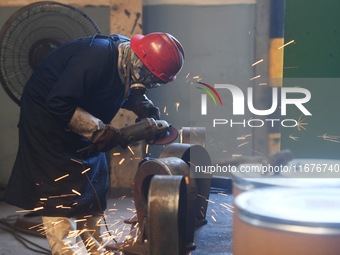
[{"x1": 130, "y1": 32, "x2": 185, "y2": 83}]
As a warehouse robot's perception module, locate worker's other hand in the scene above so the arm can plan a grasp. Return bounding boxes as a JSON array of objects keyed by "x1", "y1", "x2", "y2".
[
  {"x1": 123, "y1": 94, "x2": 160, "y2": 121},
  {"x1": 92, "y1": 125, "x2": 129, "y2": 151}
]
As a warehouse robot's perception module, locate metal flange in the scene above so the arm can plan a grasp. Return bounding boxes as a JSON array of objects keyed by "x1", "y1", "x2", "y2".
[
  {"x1": 160, "y1": 143, "x2": 212, "y2": 226},
  {"x1": 148, "y1": 175, "x2": 187, "y2": 255},
  {"x1": 179, "y1": 127, "x2": 206, "y2": 147},
  {"x1": 133, "y1": 157, "x2": 197, "y2": 249}
]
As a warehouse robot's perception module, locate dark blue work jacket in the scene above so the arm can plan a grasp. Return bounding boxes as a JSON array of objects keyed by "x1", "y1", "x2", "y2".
[{"x1": 5, "y1": 34, "x2": 129, "y2": 217}]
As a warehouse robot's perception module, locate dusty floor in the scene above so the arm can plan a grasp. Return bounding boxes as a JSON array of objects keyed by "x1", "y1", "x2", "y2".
[{"x1": 0, "y1": 190, "x2": 233, "y2": 255}]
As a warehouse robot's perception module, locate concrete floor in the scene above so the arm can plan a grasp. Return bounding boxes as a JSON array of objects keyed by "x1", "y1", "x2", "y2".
[{"x1": 0, "y1": 190, "x2": 233, "y2": 255}]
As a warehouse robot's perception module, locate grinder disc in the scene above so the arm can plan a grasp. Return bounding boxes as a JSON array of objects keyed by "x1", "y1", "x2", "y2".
[{"x1": 154, "y1": 126, "x2": 178, "y2": 145}]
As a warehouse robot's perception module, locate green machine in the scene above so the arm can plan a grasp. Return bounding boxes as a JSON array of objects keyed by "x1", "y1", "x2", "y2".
[{"x1": 282, "y1": 0, "x2": 340, "y2": 159}]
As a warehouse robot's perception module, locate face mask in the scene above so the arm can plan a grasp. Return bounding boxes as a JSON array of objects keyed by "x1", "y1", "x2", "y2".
[{"x1": 118, "y1": 43, "x2": 164, "y2": 99}]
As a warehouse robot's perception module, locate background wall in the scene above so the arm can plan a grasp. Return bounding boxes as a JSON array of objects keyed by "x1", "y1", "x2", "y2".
[
  {"x1": 281, "y1": 0, "x2": 340, "y2": 159},
  {"x1": 143, "y1": 2, "x2": 256, "y2": 162}
]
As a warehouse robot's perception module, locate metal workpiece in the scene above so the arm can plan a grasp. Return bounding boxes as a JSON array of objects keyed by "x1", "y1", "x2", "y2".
[
  {"x1": 179, "y1": 127, "x2": 206, "y2": 147},
  {"x1": 133, "y1": 157, "x2": 197, "y2": 249},
  {"x1": 148, "y1": 175, "x2": 187, "y2": 255},
  {"x1": 160, "y1": 143, "x2": 212, "y2": 226}
]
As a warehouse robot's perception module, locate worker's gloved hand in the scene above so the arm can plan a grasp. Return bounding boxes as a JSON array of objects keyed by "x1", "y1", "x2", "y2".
[
  {"x1": 122, "y1": 94, "x2": 160, "y2": 121},
  {"x1": 92, "y1": 125, "x2": 130, "y2": 151}
]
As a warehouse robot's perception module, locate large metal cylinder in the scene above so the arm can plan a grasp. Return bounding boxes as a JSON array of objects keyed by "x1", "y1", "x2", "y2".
[
  {"x1": 148, "y1": 175, "x2": 187, "y2": 255},
  {"x1": 133, "y1": 157, "x2": 197, "y2": 248},
  {"x1": 160, "y1": 143, "x2": 212, "y2": 226}
]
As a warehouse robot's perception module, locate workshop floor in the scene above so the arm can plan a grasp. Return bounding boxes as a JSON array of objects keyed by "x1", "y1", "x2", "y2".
[{"x1": 0, "y1": 191, "x2": 233, "y2": 255}]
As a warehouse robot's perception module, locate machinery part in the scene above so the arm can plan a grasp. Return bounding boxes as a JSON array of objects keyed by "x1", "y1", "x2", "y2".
[
  {"x1": 160, "y1": 143, "x2": 212, "y2": 226},
  {"x1": 119, "y1": 118, "x2": 171, "y2": 145},
  {"x1": 130, "y1": 33, "x2": 185, "y2": 83},
  {"x1": 77, "y1": 118, "x2": 174, "y2": 152},
  {"x1": 180, "y1": 127, "x2": 206, "y2": 147},
  {"x1": 133, "y1": 157, "x2": 197, "y2": 250},
  {"x1": 0, "y1": 1, "x2": 101, "y2": 104},
  {"x1": 153, "y1": 125, "x2": 178, "y2": 145},
  {"x1": 148, "y1": 175, "x2": 187, "y2": 255}
]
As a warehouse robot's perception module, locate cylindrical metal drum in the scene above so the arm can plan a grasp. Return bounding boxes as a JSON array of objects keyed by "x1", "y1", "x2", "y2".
[
  {"x1": 179, "y1": 127, "x2": 206, "y2": 147},
  {"x1": 133, "y1": 157, "x2": 197, "y2": 248},
  {"x1": 232, "y1": 158, "x2": 340, "y2": 197},
  {"x1": 160, "y1": 143, "x2": 212, "y2": 226},
  {"x1": 148, "y1": 175, "x2": 187, "y2": 255},
  {"x1": 233, "y1": 187, "x2": 340, "y2": 255}
]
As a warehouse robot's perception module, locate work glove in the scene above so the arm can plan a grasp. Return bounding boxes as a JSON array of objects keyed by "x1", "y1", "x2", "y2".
[
  {"x1": 92, "y1": 125, "x2": 130, "y2": 152},
  {"x1": 122, "y1": 94, "x2": 160, "y2": 121}
]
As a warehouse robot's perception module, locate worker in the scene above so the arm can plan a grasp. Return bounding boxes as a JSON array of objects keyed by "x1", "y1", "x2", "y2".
[{"x1": 4, "y1": 32, "x2": 184, "y2": 254}]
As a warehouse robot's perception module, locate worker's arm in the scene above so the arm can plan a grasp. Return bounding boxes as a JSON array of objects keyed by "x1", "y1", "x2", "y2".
[{"x1": 68, "y1": 107, "x2": 127, "y2": 151}]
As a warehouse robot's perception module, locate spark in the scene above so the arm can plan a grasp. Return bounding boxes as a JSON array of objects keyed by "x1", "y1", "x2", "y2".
[
  {"x1": 188, "y1": 161, "x2": 197, "y2": 167},
  {"x1": 175, "y1": 102, "x2": 180, "y2": 112},
  {"x1": 74, "y1": 219, "x2": 87, "y2": 223},
  {"x1": 211, "y1": 209, "x2": 218, "y2": 216},
  {"x1": 252, "y1": 59, "x2": 263, "y2": 66},
  {"x1": 28, "y1": 222, "x2": 45, "y2": 230},
  {"x1": 56, "y1": 205, "x2": 72, "y2": 209},
  {"x1": 250, "y1": 75, "x2": 261, "y2": 81},
  {"x1": 185, "y1": 176, "x2": 190, "y2": 185},
  {"x1": 81, "y1": 168, "x2": 91, "y2": 174},
  {"x1": 40, "y1": 197, "x2": 48, "y2": 201},
  {"x1": 186, "y1": 73, "x2": 190, "y2": 79},
  {"x1": 72, "y1": 189, "x2": 81, "y2": 196},
  {"x1": 48, "y1": 194, "x2": 76, "y2": 199},
  {"x1": 238, "y1": 142, "x2": 249, "y2": 148},
  {"x1": 278, "y1": 39, "x2": 295, "y2": 49},
  {"x1": 258, "y1": 82, "x2": 268, "y2": 86},
  {"x1": 211, "y1": 215, "x2": 217, "y2": 222},
  {"x1": 206, "y1": 199, "x2": 215, "y2": 204},
  {"x1": 146, "y1": 144, "x2": 149, "y2": 154},
  {"x1": 296, "y1": 115, "x2": 308, "y2": 131},
  {"x1": 163, "y1": 106, "x2": 167, "y2": 113},
  {"x1": 54, "y1": 174, "x2": 69, "y2": 182},
  {"x1": 220, "y1": 203, "x2": 234, "y2": 213},
  {"x1": 289, "y1": 135, "x2": 299, "y2": 141},
  {"x1": 232, "y1": 154, "x2": 243, "y2": 158},
  {"x1": 193, "y1": 75, "x2": 200, "y2": 80},
  {"x1": 318, "y1": 133, "x2": 340, "y2": 143},
  {"x1": 119, "y1": 158, "x2": 125, "y2": 165},
  {"x1": 217, "y1": 192, "x2": 229, "y2": 197},
  {"x1": 127, "y1": 146, "x2": 135, "y2": 155},
  {"x1": 237, "y1": 134, "x2": 252, "y2": 140},
  {"x1": 113, "y1": 152, "x2": 121, "y2": 156},
  {"x1": 70, "y1": 158, "x2": 83, "y2": 164},
  {"x1": 16, "y1": 209, "x2": 36, "y2": 213}
]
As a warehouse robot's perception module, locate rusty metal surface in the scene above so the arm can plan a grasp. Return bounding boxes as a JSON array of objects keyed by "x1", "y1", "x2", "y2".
[
  {"x1": 148, "y1": 175, "x2": 187, "y2": 255},
  {"x1": 133, "y1": 157, "x2": 197, "y2": 248},
  {"x1": 180, "y1": 127, "x2": 206, "y2": 147},
  {"x1": 160, "y1": 143, "x2": 212, "y2": 226}
]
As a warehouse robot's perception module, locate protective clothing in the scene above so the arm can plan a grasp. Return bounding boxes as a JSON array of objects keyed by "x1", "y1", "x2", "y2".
[
  {"x1": 130, "y1": 32, "x2": 185, "y2": 83},
  {"x1": 42, "y1": 215, "x2": 104, "y2": 255},
  {"x1": 68, "y1": 107, "x2": 129, "y2": 151},
  {"x1": 123, "y1": 94, "x2": 160, "y2": 122},
  {"x1": 5, "y1": 34, "x2": 129, "y2": 217}
]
